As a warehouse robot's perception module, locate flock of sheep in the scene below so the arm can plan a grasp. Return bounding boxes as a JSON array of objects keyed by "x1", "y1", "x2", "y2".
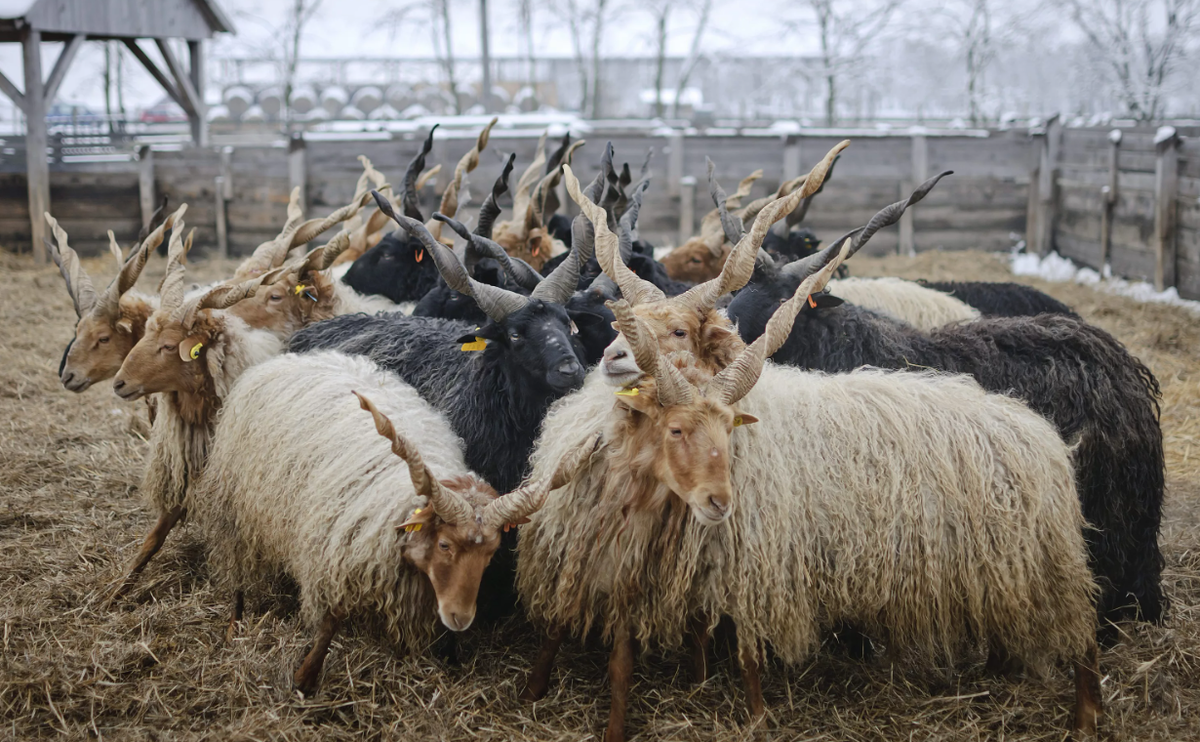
[{"x1": 43, "y1": 117, "x2": 1165, "y2": 740}]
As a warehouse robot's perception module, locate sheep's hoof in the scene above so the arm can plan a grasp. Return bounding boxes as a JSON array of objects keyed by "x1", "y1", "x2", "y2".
[
  {"x1": 293, "y1": 670, "x2": 321, "y2": 698},
  {"x1": 519, "y1": 681, "x2": 547, "y2": 703}
]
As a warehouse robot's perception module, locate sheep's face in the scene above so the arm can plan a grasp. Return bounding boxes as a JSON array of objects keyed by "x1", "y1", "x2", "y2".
[
  {"x1": 601, "y1": 305, "x2": 743, "y2": 386},
  {"x1": 660, "y1": 239, "x2": 728, "y2": 283},
  {"x1": 614, "y1": 376, "x2": 756, "y2": 525},
  {"x1": 472, "y1": 299, "x2": 586, "y2": 394},
  {"x1": 113, "y1": 312, "x2": 213, "y2": 400},
  {"x1": 228, "y1": 271, "x2": 332, "y2": 340},
  {"x1": 59, "y1": 308, "x2": 141, "y2": 392},
  {"x1": 401, "y1": 476, "x2": 503, "y2": 633}
]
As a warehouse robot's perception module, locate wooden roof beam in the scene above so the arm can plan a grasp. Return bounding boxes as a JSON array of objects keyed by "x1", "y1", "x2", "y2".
[
  {"x1": 154, "y1": 39, "x2": 201, "y2": 118},
  {"x1": 0, "y1": 68, "x2": 24, "y2": 113},
  {"x1": 43, "y1": 34, "x2": 85, "y2": 104},
  {"x1": 122, "y1": 38, "x2": 184, "y2": 111}
]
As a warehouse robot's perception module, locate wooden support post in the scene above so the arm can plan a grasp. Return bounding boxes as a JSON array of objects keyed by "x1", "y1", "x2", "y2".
[
  {"x1": 215, "y1": 147, "x2": 233, "y2": 259},
  {"x1": 782, "y1": 138, "x2": 801, "y2": 181},
  {"x1": 23, "y1": 27, "x2": 48, "y2": 263},
  {"x1": 288, "y1": 134, "x2": 307, "y2": 213},
  {"x1": 188, "y1": 41, "x2": 208, "y2": 147},
  {"x1": 667, "y1": 131, "x2": 684, "y2": 197},
  {"x1": 679, "y1": 175, "x2": 696, "y2": 245},
  {"x1": 898, "y1": 134, "x2": 928, "y2": 255},
  {"x1": 1153, "y1": 129, "x2": 1180, "y2": 292},
  {"x1": 1100, "y1": 129, "x2": 1121, "y2": 270},
  {"x1": 1034, "y1": 115, "x2": 1062, "y2": 256},
  {"x1": 1025, "y1": 165, "x2": 1040, "y2": 250},
  {"x1": 138, "y1": 145, "x2": 155, "y2": 231}
]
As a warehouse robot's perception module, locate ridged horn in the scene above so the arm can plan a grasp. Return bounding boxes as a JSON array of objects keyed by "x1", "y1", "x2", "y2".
[
  {"x1": 434, "y1": 212, "x2": 543, "y2": 289},
  {"x1": 481, "y1": 431, "x2": 603, "y2": 529},
  {"x1": 476, "y1": 153, "x2": 516, "y2": 239},
  {"x1": 402, "y1": 125, "x2": 438, "y2": 220},
  {"x1": 609, "y1": 299, "x2": 694, "y2": 407},
  {"x1": 429, "y1": 117, "x2": 497, "y2": 242},
  {"x1": 44, "y1": 214, "x2": 97, "y2": 317}
]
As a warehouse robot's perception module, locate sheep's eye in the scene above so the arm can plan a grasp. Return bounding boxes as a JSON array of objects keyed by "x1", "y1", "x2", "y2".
[
  {"x1": 669, "y1": 427, "x2": 683, "y2": 438},
  {"x1": 439, "y1": 540, "x2": 451, "y2": 552},
  {"x1": 98, "y1": 336, "x2": 110, "y2": 344},
  {"x1": 690, "y1": 257, "x2": 702, "y2": 264},
  {"x1": 160, "y1": 343, "x2": 177, "y2": 354},
  {"x1": 671, "y1": 329, "x2": 687, "y2": 338},
  {"x1": 269, "y1": 293, "x2": 284, "y2": 303},
  {"x1": 509, "y1": 332, "x2": 520, "y2": 341},
  {"x1": 780, "y1": 297, "x2": 788, "y2": 304}
]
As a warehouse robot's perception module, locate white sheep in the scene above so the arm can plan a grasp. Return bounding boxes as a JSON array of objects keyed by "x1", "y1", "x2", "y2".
[
  {"x1": 196, "y1": 350, "x2": 597, "y2": 695},
  {"x1": 826, "y1": 276, "x2": 981, "y2": 328}
]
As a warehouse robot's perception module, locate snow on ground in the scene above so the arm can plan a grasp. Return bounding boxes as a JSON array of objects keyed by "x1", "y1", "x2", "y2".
[{"x1": 1011, "y1": 247, "x2": 1200, "y2": 315}]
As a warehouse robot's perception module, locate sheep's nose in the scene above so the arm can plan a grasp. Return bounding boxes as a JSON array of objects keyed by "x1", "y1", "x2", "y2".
[
  {"x1": 707, "y1": 496, "x2": 729, "y2": 517},
  {"x1": 113, "y1": 379, "x2": 126, "y2": 393},
  {"x1": 557, "y1": 359, "x2": 582, "y2": 377},
  {"x1": 61, "y1": 371, "x2": 75, "y2": 385}
]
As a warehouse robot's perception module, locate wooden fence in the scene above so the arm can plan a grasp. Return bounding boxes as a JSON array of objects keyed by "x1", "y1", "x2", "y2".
[{"x1": 1029, "y1": 121, "x2": 1200, "y2": 299}]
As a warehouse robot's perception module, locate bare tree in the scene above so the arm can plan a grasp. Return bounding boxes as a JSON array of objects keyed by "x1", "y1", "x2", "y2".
[
  {"x1": 589, "y1": 0, "x2": 610, "y2": 117},
  {"x1": 282, "y1": 0, "x2": 324, "y2": 131},
  {"x1": 380, "y1": 0, "x2": 461, "y2": 113},
  {"x1": 796, "y1": 0, "x2": 903, "y2": 125},
  {"x1": 1065, "y1": 0, "x2": 1200, "y2": 121},
  {"x1": 552, "y1": 0, "x2": 618, "y2": 117},
  {"x1": 669, "y1": 0, "x2": 714, "y2": 118},
  {"x1": 518, "y1": 0, "x2": 537, "y2": 91}
]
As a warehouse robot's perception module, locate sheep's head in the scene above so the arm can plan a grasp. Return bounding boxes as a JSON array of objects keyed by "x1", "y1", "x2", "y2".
[
  {"x1": 658, "y1": 233, "x2": 728, "y2": 283},
  {"x1": 604, "y1": 240, "x2": 850, "y2": 524},
  {"x1": 354, "y1": 392, "x2": 599, "y2": 631},
  {"x1": 600, "y1": 303, "x2": 743, "y2": 387},
  {"x1": 45, "y1": 207, "x2": 185, "y2": 392},
  {"x1": 113, "y1": 220, "x2": 279, "y2": 401},
  {"x1": 372, "y1": 191, "x2": 590, "y2": 395},
  {"x1": 491, "y1": 131, "x2": 584, "y2": 271}
]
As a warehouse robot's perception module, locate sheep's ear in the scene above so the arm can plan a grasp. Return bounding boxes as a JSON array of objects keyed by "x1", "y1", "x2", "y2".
[
  {"x1": 613, "y1": 384, "x2": 656, "y2": 415},
  {"x1": 116, "y1": 317, "x2": 133, "y2": 334},
  {"x1": 806, "y1": 292, "x2": 843, "y2": 311},
  {"x1": 397, "y1": 505, "x2": 437, "y2": 533},
  {"x1": 732, "y1": 413, "x2": 759, "y2": 427},
  {"x1": 180, "y1": 337, "x2": 205, "y2": 362}
]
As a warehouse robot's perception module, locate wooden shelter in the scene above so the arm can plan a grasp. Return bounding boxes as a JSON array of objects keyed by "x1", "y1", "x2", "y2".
[{"x1": 0, "y1": 0, "x2": 233, "y2": 262}]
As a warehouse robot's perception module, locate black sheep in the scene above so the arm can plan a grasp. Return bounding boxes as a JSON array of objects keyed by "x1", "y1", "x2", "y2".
[
  {"x1": 728, "y1": 265, "x2": 1165, "y2": 628},
  {"x1": 919, "y1": 280, "x2": 1078, "y2": 318}
]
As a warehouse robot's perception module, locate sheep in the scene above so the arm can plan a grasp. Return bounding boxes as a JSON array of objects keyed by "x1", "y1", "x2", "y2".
[
  {"x1": 918, "y1": 279, "x2": 1079, "y2": 318},
  {"x1": 196, "y1": 350, "x2": 599, "y2": 695},
  {"x1": 727, "y1": 230, "x2": 1165, "y2": 628},
  {"x1": 823, "y1": 276, "x2": 981, "y2": 329},
  {"x1": 45, "y1": 205, "x2": 186, "y2": 393},
  {"x1": 516, "y1": 246, "x2": 1102, "y2": 740},
  {"x1": 105, "y1": 221, "x2": 284, "y2": 601}
]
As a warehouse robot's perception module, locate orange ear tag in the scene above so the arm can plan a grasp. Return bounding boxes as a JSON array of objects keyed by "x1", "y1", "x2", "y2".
[
  {"x1": 614, "y1": 386, "x2": 640, "y2": 397},
  {"x1": 415, "y1": 249, "x2": 425, "y2": 263},
  {"x1": 807, "y1": 295, "x2": 817, "y2": 309},
  {"x1": 461, "y1": 337, "x2": 487, "y2": 351},
  {"x1": 532, "y1": 244, "x2": 540, "y2": 257}
]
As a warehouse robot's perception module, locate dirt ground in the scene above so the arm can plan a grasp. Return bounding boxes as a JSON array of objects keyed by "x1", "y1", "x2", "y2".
[{"x1": 1, "y1": 248, "x2": 1198, "y2": 741}]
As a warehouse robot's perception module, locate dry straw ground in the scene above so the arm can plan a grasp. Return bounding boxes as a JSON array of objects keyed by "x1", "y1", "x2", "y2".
[{"x1": 1, "y1": 249, "x2": 1198, "y2": 741}]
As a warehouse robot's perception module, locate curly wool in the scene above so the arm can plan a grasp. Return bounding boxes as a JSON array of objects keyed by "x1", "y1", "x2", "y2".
[
  {"x1": 197, "y1": 351, "x2": 470, "y2": 648},
  {"x1": 827, "y1": 277, "x2": 980, "y2": 330},
  {"x1": 918, "y1": 280, "x2": 1078, "y2": 318},
  {"x1": 727, "y1": 294, "x2": 1165, "y2": 623},
  {"x1": 517, "y1": 366, "x2": 1098, "y2": 668},
  {"x1": 139, "y1": 317, "x2": 282, "y2": 516}
]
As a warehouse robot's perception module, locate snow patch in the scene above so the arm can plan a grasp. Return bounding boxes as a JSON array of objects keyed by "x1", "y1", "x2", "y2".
[
  {"x1": 1107, "y1": 128, "x2": 1123, "y2": 145},
  {"x1": 1154, "y1": 126, "x2": 1177, "y2": 145},
  {"x1": 1011, "y1": 250, "x2": 1200, "y2": 314}
]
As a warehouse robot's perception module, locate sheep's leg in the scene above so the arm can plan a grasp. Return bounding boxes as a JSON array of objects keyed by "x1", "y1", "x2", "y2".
[
  {"x1": 739, "y1": 643, "x2": 766, "y2": 721},
  {"x1": 520, "y1": 624, "x2": 564, "y2": 702},
  {"x1": 106, "y1": 506, "x2": 186, "y2": 606},
  {"x1": 293, "y1": 610, "x2": 341, "y2": 697},
  {"x1": 604, "y1": 628, "x2": 634, "y2": 742},
  {"x1": 1072, "y1": 643, "x2": 1102, "y2": 737},
  {"x1": 688, "y1": 616, "x2": 711, "y2": 684},
  {"x1": 984, "y1": 639, "x2": 1021, "y2": 677},
  {"x1": 225, "y1": 590, "x2": 245, "y2": 644},
  {"x1": 832, "y1": 621, "x2": 874, "y2": 661}
]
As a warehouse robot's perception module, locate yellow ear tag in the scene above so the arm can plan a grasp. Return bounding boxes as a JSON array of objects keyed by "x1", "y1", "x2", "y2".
[
  {"x1": 733, "y1": 415, "x2": 744, "y2": 427},
  {"x1": 461, "y1": 337, "x2": 487, "y2": 351},
  {"x1": 293, "y1": 284, "x2": 306, "y2": 295},
  {"x1": 189, "y1": 343, "x2": 203, "y2": 360},
  {"x1": 614, "y1": 386, "x2": 640, "y2": 397}
]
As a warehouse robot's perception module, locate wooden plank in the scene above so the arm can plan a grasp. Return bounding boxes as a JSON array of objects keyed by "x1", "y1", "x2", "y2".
[
  {"x1": 1153, "y1": 133, "x2": 1180, "y2": 290},
  {"x1": 1034, "y1": 116, "x2": 1062, "y2": 256},
  {"x1": 1100, "y1": 130, "x2": 1119, "y2": 266},
  {"x1": 138, "y1": 145, "x2": 155, "y2": 231}
]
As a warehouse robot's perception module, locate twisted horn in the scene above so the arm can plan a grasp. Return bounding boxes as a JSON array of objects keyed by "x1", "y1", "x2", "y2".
[
  {"x1": 509, "y1": 131, "x2": 549, "y2": 241},
  {"x1": 177, "y1": 267, "x2": 283, "y2": 330},
  {"x1": 481, "y1": 431, "x2": 603, "y2": 529},
  {"x1": 44, "y1": 214, "x2": 97, "y2": 317},
  {"x1": 476, "y1": 152, "x2": 516, "y2": 239},
  {"x1": 374, "y1": 191, "x2": 528, "y2": 323},
  {"x1": 136, "y1": 194, "x2": 170, "y2": 244},
  {"x1": 707, "y1": 158, "x2": 745, "y2": 245},
  {"x1": 290, "y1": 192, "x2": 371, "y2": 247},
  {"x1": 609, "y1": 300, "x2": 694, "y2": 407},
  {"x1": 415, "y1": 164, "x2": 441, "y2": 192},
  {"x1": 673, "y1": 140, "x2": 849, "y2": 314},
  {"x1": 433, "y1": 212, "x2": 543, "y2": 289},
  {"x1": 402, "y1": 125, "x2": 438, "y2": 220},
  {"x1": 354, "y1": 392, "x2": 473, "y2": 526},
  {"x1": 563, "y1": 165, "x2": 665, "y2": 306},
  {"x1": 158, "y1": 217, "x2": 191, "y2": 311},
  {"x1": 429, "y1": 117, "x2": 497, "y2": 242},
  {"x1": 708, "y1": 239, "x2": 853, "y2": 405}
]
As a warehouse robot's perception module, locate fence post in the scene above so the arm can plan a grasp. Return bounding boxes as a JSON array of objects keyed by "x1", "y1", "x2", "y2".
[
  {"x1": 679, "y1": 176, "x2": 696, "y2": 245},
  {"x1": 288, "y1": 133, "x2": 308, "y2": 213},
  {"x1": 1034, "y1": 114, "x2": 1062, "y2": 256},
  {"x1": 667, "y1": 131, "x2": 684, "y2": 198},
  {"x1": 216, "y1": 146, "x2": 233, "y2": 259},
  {"x1": 899, "y1": 133, "x2": 927, "y2": 255},
  {"x1": 1153, "y1": 128, "x2": 1180, "y2": 292},
  {"x1": 1099, "y1": 129, "x2": 1121, "y2": 270},
  {"x1": 137, "y1": 145, "x2": 156, "y2": 232},
  {"x1": 782, "y1": 137, "x2": 801, "y2": 181}
]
